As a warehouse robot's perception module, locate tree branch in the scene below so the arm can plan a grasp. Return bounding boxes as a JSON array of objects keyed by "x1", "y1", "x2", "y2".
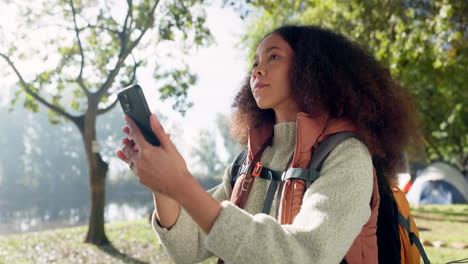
[
  {"x1": 95, "y1": 1, "x2": 158, "y2": 100},
  {"x1": 97, "y1": 97, "x2": 119, "y2": 115},
  {"x1": 80, "y1": 24, "x2": 120, "y2": 35},
  {"x1": 69, "y1": 0, "x2": 90, "y2": 96},
  {"x1": 97, "y1": 54, "x2": 138, "y2": 116},
  {"x1": 127, "y1": 0, "x2": 159, "y2": 49},
  {"x1": 422, "y1": 136, "x2": 444, "y2": 161},
  {"x1": 95, "y1": 54, "x2": 127, "y2": 100},
  {"x1": 30, "y1": 22, "x2": 118, "y2": 36},
  {"x1": 92, "y1": 0, "x2": 133, "y2": 99},
  {"x1": 0, "y1": 52, "x2": 77, "y2": 122},
  {"x1": 123, "y1": 0, "x2": 133, "y2": 34},
  {"x1": 77, "y1": 10, "x2": 121, "y2": 46},
  {"x1": 127, "y1": 52, "x2": 139, "y2": 84},
  {"x1": 118, "y1": 0, "x2": 133, "y2": 56}
]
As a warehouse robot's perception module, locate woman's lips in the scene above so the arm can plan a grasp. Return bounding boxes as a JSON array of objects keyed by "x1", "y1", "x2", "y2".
[{"x1": 253, "y1": 83, "x2": 269, "y2": 92}]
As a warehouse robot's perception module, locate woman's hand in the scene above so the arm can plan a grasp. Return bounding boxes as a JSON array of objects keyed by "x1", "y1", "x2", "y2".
[
  {"x1": 116, "y1": 114, "x2": 190, "y2": 199},
  {"x1": 116, "y1": 114, "x2": 224, "y2": 234}
]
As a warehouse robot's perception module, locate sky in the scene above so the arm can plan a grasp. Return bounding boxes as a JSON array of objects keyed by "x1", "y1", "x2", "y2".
[
  {"x1": 0, "y1": 1, "x2": 250, "y2": 169},
  {"x1": 140, "y1": 3, "x2": 249, "y2": 164}
]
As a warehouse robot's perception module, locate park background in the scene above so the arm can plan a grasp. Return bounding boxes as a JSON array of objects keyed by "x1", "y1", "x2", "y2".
[{"x1": 0, "y1": 0, "x2": 466, "y2": 263}]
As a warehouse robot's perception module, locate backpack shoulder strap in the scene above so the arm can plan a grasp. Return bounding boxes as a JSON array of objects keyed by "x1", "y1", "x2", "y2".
[
  {"x1": 397, "y1": 212, "x2": 431, "y2": 264},
  {"x1": 309, "y1": 131, "x2": 359, "y2": 171},
  {"x1": 230, "y1": 148, "x2": 248, "y2": 189},
  {"x1": 282, "y1": 131, "x2": 358, "y2": 188},
  {"x1": 393, "y1": 185, "x2": 431, "y2": 264}
]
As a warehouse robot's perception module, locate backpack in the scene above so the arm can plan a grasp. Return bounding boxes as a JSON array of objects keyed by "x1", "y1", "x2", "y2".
[{"x1": 230, "y1": 132, "x2": 430, "y2": 264}]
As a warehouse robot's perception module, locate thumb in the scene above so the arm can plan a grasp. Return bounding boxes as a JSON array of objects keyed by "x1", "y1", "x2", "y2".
[{"x1": 149, "y1": 114, "x2": 171, "y2": 148}]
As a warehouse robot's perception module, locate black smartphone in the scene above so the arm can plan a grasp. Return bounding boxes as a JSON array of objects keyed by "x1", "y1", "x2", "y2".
[{"x1": 118, "y1": 84, "x2": 161, "y2": 146}]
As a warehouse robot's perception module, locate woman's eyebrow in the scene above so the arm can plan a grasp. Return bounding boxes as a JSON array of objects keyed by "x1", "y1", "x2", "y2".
[{"x1": 253, "y1": 46, "x2": 282, "y2": 61}]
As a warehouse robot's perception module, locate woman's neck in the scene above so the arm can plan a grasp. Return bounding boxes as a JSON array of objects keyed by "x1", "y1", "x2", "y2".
[
  {"x1": 273, "y1": 99, "x2": 302, "y2": 123},
  {"x1": 274, "y1": 110, "x2": 300, "y2": 123}
]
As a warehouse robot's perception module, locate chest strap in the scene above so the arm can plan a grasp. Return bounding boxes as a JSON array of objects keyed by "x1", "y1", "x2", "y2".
[
  {"x1": 251, "y1": 162, "x2": 283, "y2": 214},
  {"x1": 282, "y1": 168, "x2": 320, "y2": 185},
  {"x1": 232, "y1": 132, "x2": 359, "y2": 215},
  {"x1": 283, "y1": 131, "x2": 358, "y2": 188}
]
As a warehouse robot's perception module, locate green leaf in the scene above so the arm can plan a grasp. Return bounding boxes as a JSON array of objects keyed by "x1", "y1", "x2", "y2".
[{"x1": 242, "y1": 0, "x2": 467, "y2": 171}]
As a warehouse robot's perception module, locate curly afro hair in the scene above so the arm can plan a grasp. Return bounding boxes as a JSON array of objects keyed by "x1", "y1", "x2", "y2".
[{"x1": 230, "y1": 25, "x2": 421, "y2": 184}]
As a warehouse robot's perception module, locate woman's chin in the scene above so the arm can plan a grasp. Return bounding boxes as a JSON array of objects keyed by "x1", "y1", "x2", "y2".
[
  {"x1": 254, "y1": 100, "x2": 271, "y2": 110},
  {"x1": 256, "y1": 104, "x2": 271, "y2": 110}
]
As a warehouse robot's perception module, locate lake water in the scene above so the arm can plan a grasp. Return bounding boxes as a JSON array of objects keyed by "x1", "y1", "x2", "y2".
[
  {"x1": 0, "y1": 201, "x2": 153, "y2": 236},
  {"x1": 0, "y1": 182, "x2": 156, "y2": 236},
  {"x1": 0, "y1": 176, "x2": 220, "y2": 236}
]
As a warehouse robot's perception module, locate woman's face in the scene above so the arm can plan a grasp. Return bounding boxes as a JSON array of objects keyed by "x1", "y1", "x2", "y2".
[{"x1": 250, "y1": 34, "x2": 297, "y2": 113}]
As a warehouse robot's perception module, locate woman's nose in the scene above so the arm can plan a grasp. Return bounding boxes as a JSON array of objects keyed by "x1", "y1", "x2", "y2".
[{"x1": 252, "y1": 66, "x2": 265, "y2": 79}]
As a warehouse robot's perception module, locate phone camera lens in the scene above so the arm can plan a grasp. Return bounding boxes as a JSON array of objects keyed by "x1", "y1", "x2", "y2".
[{"x1": 120, "y1": 94, "x2": 131, "y2": 112}]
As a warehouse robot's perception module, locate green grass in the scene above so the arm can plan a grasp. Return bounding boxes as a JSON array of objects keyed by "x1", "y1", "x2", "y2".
[
  {"x1": 0, "y1": 219, "x2": 169, "y2": 264},
  {"x1": 0, "y1": 218, "x2": 218, "y2": 264},
  {"x1": 0, "y1": 205, "x2": 466, "y2": 264},
  {"x1": 411, "y1": 204, "x2": 468, "y2": 264}
]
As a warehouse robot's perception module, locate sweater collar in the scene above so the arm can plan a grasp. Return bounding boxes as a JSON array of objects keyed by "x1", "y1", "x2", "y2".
[{"x1": 247, "y1": 112, "x2": 356, "y2": 167}]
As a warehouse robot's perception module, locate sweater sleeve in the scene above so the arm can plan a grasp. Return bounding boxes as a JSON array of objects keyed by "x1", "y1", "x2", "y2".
[
  {"x1": 151, "y1": 163, "x2": 234, "y2": 264},
  {"x1": 205, "y1": 138, "x2": 374, "y2": 264}
]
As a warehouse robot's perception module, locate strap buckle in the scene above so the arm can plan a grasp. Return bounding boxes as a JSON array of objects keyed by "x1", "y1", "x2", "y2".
[
  {"x1": 281, "y1": 171, "x2": 287, "y2": 181},
  {"x1": 240, "y1": 162, "x2": 249, "y2": 175},
  {"x1": 241, "y1": 176, "x2": 250, "y2": 192},
  {"x1": 252, "y1": 162, "x2": 263, "y2": 177}
]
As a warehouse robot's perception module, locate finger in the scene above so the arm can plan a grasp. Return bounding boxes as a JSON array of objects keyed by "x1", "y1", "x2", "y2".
[
  {"x1": 149, "y1": 114, "x2": 171, "y2": 148},
  {"x1": 122, "y1": 126, "x2": 131, "y2": 137},
  {"x1": 125, "y1": 115, "x2": 149, "y2": 148},
  {"x1": 118, "y1": 138, "x2": 135, "y2": 160},
  {"x1": 117, "y1": 149, "x2": 135, "y2": 171},
  {"x1": 122, "y1": 137, "x2": 135, "y2": 147},
  {"x1": 116, "y1": 150, "x2": 128, "y2": 162},
  {"x1": 122, "y1": 144, "x2": 137, "y2": 162}
]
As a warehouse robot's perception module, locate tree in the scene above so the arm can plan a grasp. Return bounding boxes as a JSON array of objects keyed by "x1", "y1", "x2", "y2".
[
  {"x1": 229, "y1": 0, "x2": 468, "y2": 174},
  {"x1": 191, "y1": 129, "x2": 224, "y2": 177},
  {"x1": 190, "y1": 113, "x2": 243, "y2": 178},
  {"x1": 215, "y1": 113, "x2": 243, "y2": 164},
  {"x1": 0, "y1": 0, "x2": 212, "y2": 244}
]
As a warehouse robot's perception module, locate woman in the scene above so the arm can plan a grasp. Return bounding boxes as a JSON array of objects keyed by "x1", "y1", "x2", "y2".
[{"x1": 117, "y1": 25, "x2": 420, "y2": 263}]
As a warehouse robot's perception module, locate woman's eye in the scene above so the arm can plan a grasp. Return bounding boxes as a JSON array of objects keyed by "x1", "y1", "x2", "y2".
[
  {"x1": 270, "y1": 54, "x2": 279, "y2": 60},
  {"x1": 252, "y1": 62, "x2": 258, "y2": 68}
]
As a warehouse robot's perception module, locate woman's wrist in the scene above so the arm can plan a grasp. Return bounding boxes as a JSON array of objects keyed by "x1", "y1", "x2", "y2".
[{"x1": 170, "y1": 171, "x2": 202, "y2": 205}]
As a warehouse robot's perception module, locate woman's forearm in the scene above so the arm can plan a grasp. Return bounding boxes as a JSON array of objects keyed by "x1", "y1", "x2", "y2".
[
  {"x1": 153, "y1": 192, "x2": 181, "y2": 229},
  {"x1": 120, "y1": 114, "x2": 223, "y2": 232},
  {"x1": 153, "y1": 173, "x2": 223, "y2": 233},
  {"x1": 173, "y1": 173, "x2": 223, "y2": 234}
]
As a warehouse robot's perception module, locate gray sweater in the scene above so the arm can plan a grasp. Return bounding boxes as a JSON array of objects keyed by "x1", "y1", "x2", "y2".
[{"x1": 152, "y1": 122, "x2": 373, "y2": 264}]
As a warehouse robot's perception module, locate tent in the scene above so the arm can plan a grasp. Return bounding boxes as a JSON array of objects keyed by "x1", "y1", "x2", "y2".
[
  {"x1": 406, "y1": 162, "x2": 468, "y2": 205},
  {"x1": 397, "y1": 173, "x2": 412, "y2": 193}
]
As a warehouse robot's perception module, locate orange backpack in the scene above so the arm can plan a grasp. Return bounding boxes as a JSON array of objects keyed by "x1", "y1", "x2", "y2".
[{"x1": 392, "y1": 185, "x2": 430, "y2": 264}]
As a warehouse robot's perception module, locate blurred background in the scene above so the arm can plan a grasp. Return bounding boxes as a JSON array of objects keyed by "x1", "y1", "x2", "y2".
[{"x1": 0, "y1": 0, "x2": 466, "y2": 263}]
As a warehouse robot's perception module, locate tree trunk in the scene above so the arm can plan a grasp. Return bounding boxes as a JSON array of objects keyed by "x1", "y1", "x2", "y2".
[
  {"x1": 84, "y1": 152, "x2": 109, "y2": 244},
  {"x1": 78, "y1": 106, "x2": 110, "y2": 245}
]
